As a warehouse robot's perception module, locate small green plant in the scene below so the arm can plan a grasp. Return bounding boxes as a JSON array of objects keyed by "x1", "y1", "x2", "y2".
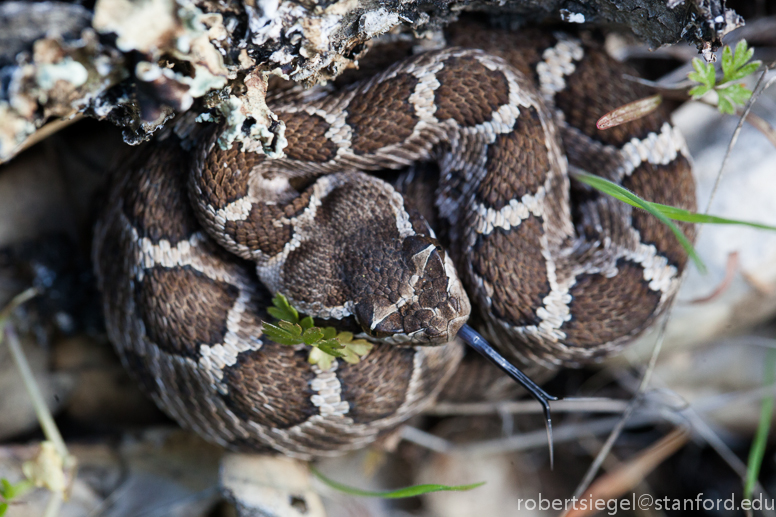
[
  {"x1": 744, "y1": 349, "x2": 776, "y2": 501},
  {"x1": 688, "y1": 40, "x2": 762, "y2": 114},
  {"x1": 263, "y1": 293, "x2": 372, "y2": 370},
  {"x1": 0, "y1": 478, "x2": 33, "y2": 516},
  {"x1": 2, "y1": 289, "x2": 75, "y2": 517}
]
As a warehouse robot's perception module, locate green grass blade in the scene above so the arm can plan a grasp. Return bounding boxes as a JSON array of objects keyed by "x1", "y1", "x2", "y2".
[
  {"x1": 310, "y1": 466, "x2": 484, "y2": 498},
  {"x1": 650, "y1": 203, "x2": 776, "y2": 231},
  {"x1": 571, "y1": 171, "x2": 706, "y2": 273},
  {"x1": 744, "y1": 348, "x2": 776, "y2": 500}
]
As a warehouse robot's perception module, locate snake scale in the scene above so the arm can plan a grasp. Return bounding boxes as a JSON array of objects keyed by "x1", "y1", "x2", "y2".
[{"x1": 93, "y1": 23, "x2": 697, "y2": 458}]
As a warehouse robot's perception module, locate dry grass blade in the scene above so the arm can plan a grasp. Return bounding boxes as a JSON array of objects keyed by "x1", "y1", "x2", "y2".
[
  {"x1": 563, "y1": 428, "x2": 690, "y2": 517},
  {"x1": 596, "y1": 94, "x2": 662, "y2": 130},
  {"x1": 742, "y1": 269, "x2": 776, "y2": 295},
  {"x1": 688, "y1": 251, "x2": 739, "y2": 304}
]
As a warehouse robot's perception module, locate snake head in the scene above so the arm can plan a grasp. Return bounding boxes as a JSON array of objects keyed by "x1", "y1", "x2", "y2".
[{"x1": 353, "y1": 235, "x2": 471, "y2": 345}]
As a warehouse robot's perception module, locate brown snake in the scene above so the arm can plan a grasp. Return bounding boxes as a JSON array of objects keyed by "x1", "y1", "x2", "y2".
[{"x1": 93, "y1": 24, "x2": 697, "y2": 458}]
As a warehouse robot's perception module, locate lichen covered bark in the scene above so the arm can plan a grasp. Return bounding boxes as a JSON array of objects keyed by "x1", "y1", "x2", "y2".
[{"x1": 0, "y1": 0, "x2": 743, "y2": 162}]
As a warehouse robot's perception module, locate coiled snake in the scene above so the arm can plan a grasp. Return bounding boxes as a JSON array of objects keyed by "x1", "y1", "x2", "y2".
[{"x1": 93, "y1": 24, "x2": 696, "y2": 458}]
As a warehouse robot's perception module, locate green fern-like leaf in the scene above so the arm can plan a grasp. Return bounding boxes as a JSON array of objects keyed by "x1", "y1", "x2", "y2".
[
  {"x1": 300, "y1": 315, "x2": 315, "y2": 330},
  {"x1": 263, "y1": 294, "x2": 370, "y2": 367},
  {"x1": 314, "y1": 338, "x2": 346, "y2": 358},
  {"x1": 261, "y1": 321, "x2": 304, "y2": 346},
  {"x1": 717, "y1": 83, "x2": 753, "y2": 114},
  {"x1": 687, "y1": 57, "x2": 717, "y2": 94},
  {"x1": 1, "y1": 479, "x2": 31, "y2": 501},
  {"x1": 688, "y1": 83, "x2": 713, "y2": 98},
  {"x1": 688, "y1": 40, "x2": 760, "y2": 113},
  {"x1": 336, "y1": 331, "x2": 374, "y2": 364},
  {"x1": 0, "y1": 478, "x2": 32, "y2": 516},
  {"x1": 302, "y1": 327, "x2": 324, "y2": 346},
  {"x1": 722, "y1": 40, "x2": 760, "y2": 83},
  {"x1": 308, "y1": 347, "x2": 335, "y2": 370},
  {"x1": 267, "y1": 293, "x2": 299, "y2": 323}
]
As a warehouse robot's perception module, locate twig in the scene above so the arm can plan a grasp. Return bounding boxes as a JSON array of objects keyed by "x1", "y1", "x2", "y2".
[
  {"x1": 692, "y1": 383, "x2": 776, "y2": 414},
  {"x1": 703, "y1": 66, "x2": 775, "y2": 216},
  {"x1": 680, "y1": 408, "x2": 776, "y2": 517},
  {"x1": 1, "y1": 287, "x2": 76, "y2": 517},
  {"x1": 43, "y1": 492, "x2": 63, "y2": 517},
  {"x1": 428, "y1": 398, "x2": 629, "y2": 416},
  {"x1": 401, "y1": 407, "x2": 681, "y2": 457},
  {"x1": 409, "y1": 379, "x2": 776, "y2": 459},
  {"x1": 565, "y1": 427, "x2": 690, "y2": 517},
  {"x1": 693, "y1": 95, "x2": 776, "y2": 149},
  {"x1": 2, "y1": 323, "x2": 68, "y2": 461},
  {"x1": 626, "y1": 73, "x2": 776, "y2": 149},
  {"x1": 622, "y1": 73, "x2": 695, "y2": 91},
  {"x1": 733, "y1": 106, "x2": 776, "y2": 148},
  {"x1": 1, "y1": 289, "x2": 69, "y2": 457},
  {"x1": 0, "y1": 287, "x2": 39, "y2": 321},
  {"x1": 571, "y1": 304, "x2": 674, "y2": 499}
]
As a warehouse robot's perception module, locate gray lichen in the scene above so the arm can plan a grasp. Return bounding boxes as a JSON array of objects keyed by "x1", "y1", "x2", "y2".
[{"x1": 0, "y1": 0, "x2": 743, "y2": 163}]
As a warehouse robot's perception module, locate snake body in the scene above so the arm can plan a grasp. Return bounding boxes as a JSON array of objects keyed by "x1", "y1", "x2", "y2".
[{"x1": 93, "y1": 25, "x2": 696, "y2": 458}]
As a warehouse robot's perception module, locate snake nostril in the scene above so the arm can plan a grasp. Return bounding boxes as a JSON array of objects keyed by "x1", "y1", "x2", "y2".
[
  {"x1": 447, "y1": 315, "x2": 468, "y2": 339},
  {"x1": 372, "y1": 311, "x2": 404, "y2": 336}
]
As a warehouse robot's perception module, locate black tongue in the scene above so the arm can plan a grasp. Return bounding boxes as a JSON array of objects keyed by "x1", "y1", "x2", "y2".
[{"x1": 457, "y1": 324, "x2": 559, "y2": 469}]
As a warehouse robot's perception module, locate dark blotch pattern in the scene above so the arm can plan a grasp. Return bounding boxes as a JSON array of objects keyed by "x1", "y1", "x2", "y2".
[
  {"x1": 338, "y1": 345, "x2": 415, "y2": 423},
  {"x1": 346, "y1": 73, "x2": 418, "y2": 154},
  {"x1": 554, "y1": 50, "x2": 666, "y2": 147},
  {"x1": 223, "y1": 203, "x2": 293, "y2": 257},
  {"x1": 435, "y1": 56, "x2": 510, "y2": 128},
  {"x1": 471, "y1": 216, "x2": 550, "y2": 326},
  {"x1": 561, "y1": 259, "x2": 661, "y2": 348},
  {"x1": 199, "y1": 144, "x2": 263, "y2": 210},
  {"x1": 281, "y1": 111, "x2": 338, "y2": 162},
  {"x1": 476, "y1": 106, "x2": 548, "y2": 209},
  {"x1": 136, "y1": 266, "x2": 238, "y2": 359},
  {"x1": 123, "y1": 142, "x2": 199, "y2": 244},
  {"x1": 623, "y1": 156, "x2": 697, "y2": 268},
  {"x1": 121, "y1": 349, "x2": 160, "y2": 397},
  {"x1": 221, "y1": 345, "x2": 318, "y2": 429},
  {"x1": 446, "y1": 24, "x2": 557, "y2": 82},
  {"x1": 284, "y1": 238, "x2": 350, "y2": 309}
]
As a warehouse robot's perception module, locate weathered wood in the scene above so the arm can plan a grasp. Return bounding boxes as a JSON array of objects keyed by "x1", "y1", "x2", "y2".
[{"x1": 0, "y1": 0, "x2": 743, "y2": 162}]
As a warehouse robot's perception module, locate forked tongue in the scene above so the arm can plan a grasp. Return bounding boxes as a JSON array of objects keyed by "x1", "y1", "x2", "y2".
[{"x1": 457, "y1": 324, "x2": 559, "y2": 468}]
